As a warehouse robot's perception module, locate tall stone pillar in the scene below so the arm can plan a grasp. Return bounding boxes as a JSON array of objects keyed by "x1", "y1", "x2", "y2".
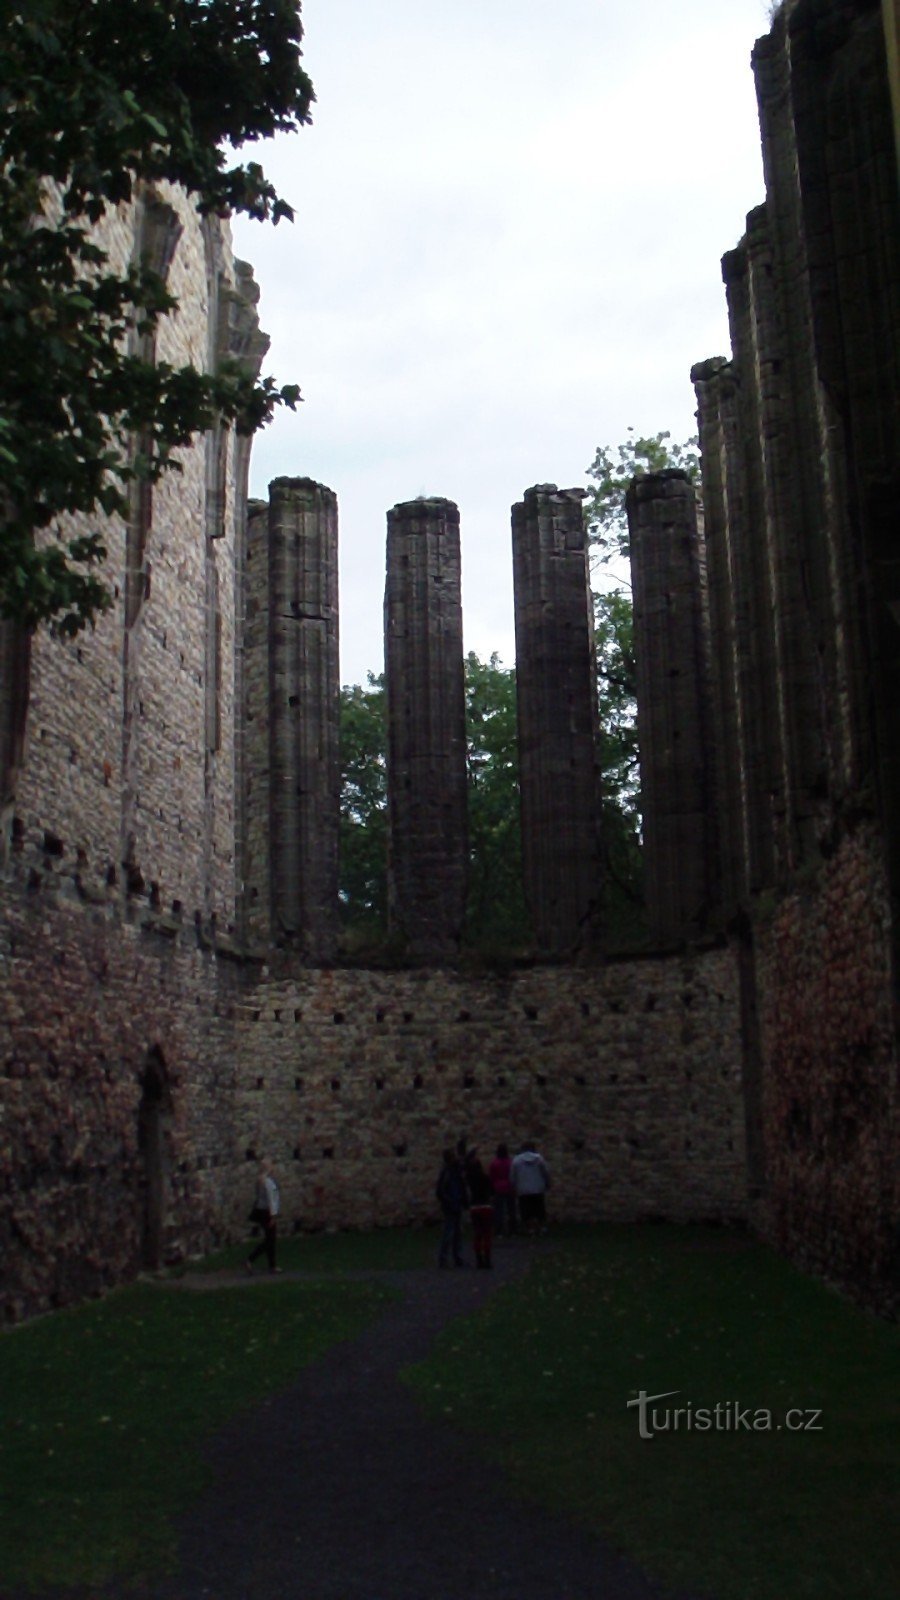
[
  {"x1": 384, "y1": 497, "x2": 467, "y2": 959},
  {"x1": 691, "y1": 358, "x2": 751, "y2": 918},
  {"x1": 267, "y1": 477, "x2": 340, "y2": 954},
  {"x1": 511, "y1": 484, "x2": 603, "y2": 955},
  {"x1": 627, "y1": 470, "x2": 718, "y2": 943}
]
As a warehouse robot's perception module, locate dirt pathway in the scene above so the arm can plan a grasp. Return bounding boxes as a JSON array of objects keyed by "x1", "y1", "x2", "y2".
[{"x1": 137, "y1": 1247, "x2": 702, "y2": 1600}]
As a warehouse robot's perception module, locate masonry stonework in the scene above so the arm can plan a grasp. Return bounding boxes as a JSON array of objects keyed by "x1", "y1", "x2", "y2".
[
  {"x1": 629, "y1": 0, "x2": 900, "y2": 1313},
  {"x1": 3, "y1": 0, "x2": 899, "y2": 1325}
]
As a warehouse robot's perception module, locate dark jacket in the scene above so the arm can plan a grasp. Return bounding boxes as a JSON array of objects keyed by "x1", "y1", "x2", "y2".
[
  {"x1": 466, "y1": 1160, "x2": 493, "y2": 1206},
  {"x1": 436, "y1": 1160, "x2": 468, "y2": 1215}
]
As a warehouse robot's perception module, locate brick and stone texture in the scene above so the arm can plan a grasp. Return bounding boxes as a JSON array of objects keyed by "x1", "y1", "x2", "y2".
[
  {"x1": 511, "y1": 486, "x2": 603, "y2": 955},
  {"x1": 265, "y1": 478, "x2": 340, "y2": 956},
  {"x1": 230, "y1": 947, "x2": 746, "y2": 1239},
  {"x1": 0, "y1": 873, "x2": 242, "y2": 1324},
  {"x1": 8, "y1": 193, "x2": 263, "y2": 936},
  {"x1": 384, "y1": 499, "x2": 467, "y2": 960},
  {"x1": 627, "y1": 471, "x2": 718, "y2": 942},
  {"x1": 680, "y1": 0, "x2": 900, "y2": 1313},
  {"x1": 754, "y1": 827, "x2": 899, "y2": 1316},
  {"x1": 1, "y1": 860, "x2": 748, "y2": 1323}
]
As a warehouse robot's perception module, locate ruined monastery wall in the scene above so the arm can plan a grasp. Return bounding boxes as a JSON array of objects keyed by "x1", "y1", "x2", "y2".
[{"x1": 0, "y1": 847, "x2": 746, "y2": 1321}]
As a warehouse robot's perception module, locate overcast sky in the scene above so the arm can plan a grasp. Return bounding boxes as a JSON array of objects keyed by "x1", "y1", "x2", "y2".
[{"x1": 232, "y1": 0, "x2": 770, "y2": 686}]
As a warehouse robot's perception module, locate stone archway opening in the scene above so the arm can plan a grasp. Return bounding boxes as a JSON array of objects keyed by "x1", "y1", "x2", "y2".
[{"x1": 138, "y1": 1045, "x2": 172, "y2": 1269}]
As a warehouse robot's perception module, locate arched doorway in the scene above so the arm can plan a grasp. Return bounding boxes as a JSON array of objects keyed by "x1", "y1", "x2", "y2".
[{"x1": 138, "y1": 1046, "x2": 172, "y2": 1269}]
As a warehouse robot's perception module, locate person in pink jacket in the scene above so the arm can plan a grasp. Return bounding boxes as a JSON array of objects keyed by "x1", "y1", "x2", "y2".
[{"x1": 488, "y1": 1142, "x2": 516, "y2": 1237}]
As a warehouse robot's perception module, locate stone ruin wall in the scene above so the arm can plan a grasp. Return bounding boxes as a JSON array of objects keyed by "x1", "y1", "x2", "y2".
[
  {"x1": 5, "y1": 0, "x2": 900, "y2": 1323},
  {"x1": 628, "y1": 0, "x2": 900, "y2": 1312},
  {"x1": 3, "y1": 190, "x2": 267, "y2": 934},
  {"x1": 0, "y1": 855, "x2": 746, "y2": 1322}
]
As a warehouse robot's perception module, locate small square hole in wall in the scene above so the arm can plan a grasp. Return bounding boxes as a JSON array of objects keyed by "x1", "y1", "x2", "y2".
[
  {"x1": 393, "y1": 1142, "x2": 407, "y2": 1158},
  {"x1": 245, "y1": 1148, "x2": 258, "y2": 1161},
  {"x1": 293, "y1": 1146, "x2": 302, "y2": 1160},
  {"x1": 457, "y1": 1010, "x2": 470, "y2": 1023},
  {"x1": 644, "y1": 993, "x2": 657, "y2": 1011},
  {"x1": 273, "y1": 1009, "x2": 281, "y2": 1022},
  {"x1": 535, "y1": 1073, "x2": 547, "y2": 1087},
  {"x1": 524, "y1": 1005, "x2": 538, "y2": 1021},
  {"x1": 294, "y1": 1009, "x2": 303, "y2": 1022},
  {"x1": 256, "y1": 1077, "x2": 264, "y2": 1090},
  {"x1": 580, "y1": 1001, "x2": 590, "y2": 1017},
  {"x1": 402, "y1": 1012, "x2": 413, "y2": 1024},
  {"x1": 495, "y1": 1074, "x2": 507, "y2": 1087},
  {"x1": 294, "y1": 1077, "x2": 303, "y2": 1091},
  {"x1": 330, "y1": 1079, "x2": 341, "y2": 1093},
  {"x1": 463, "y1": 1073, "x2": 475, "y2": 1089},
  {"x1": 574, "y1": 1074, "x2": 586, "y2": 1086},
  {"x1": 413, "y1": 1073, "x2": 423, "y2": 1089},
  {"x1": 374, "y1": 1076, "x2": 385, "y2": 1090},
  {"x1": 333, "y1": 1012, "x2": 345, "y2": 1024},
  {"x1": 322, "y1": 1147, "x2": 335, "y2": 1160}
]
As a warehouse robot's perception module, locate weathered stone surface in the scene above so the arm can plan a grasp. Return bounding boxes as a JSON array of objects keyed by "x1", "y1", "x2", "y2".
[
  {"x1": 627, "y1": 471, "x2": 718, "y2": 942},
  {"x1": 384, "y1": 498, "x2": 467, "y2": 960},
  {"x1": 267, "y1": 478, "x2": 340, "y2": 956},
  {"x1": 511, "y1": 485, "x2": 603, "y2": 955},
  {"x1": 680, "y1": 0, "x2": 900, "y2": 1312},
  {"x1": 0, "y1": 861, "x2": 747, "y2": 1322}
]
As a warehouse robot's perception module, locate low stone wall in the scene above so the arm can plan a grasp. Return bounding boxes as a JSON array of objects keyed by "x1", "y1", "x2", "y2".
[
  {"x1": 0, "y1": 874, "x2": 240, "y2": 1323},
  {"x1": 0, "y1": 865, "x2": 748, "y2": 1321},
  {"x1": 232, "y1": 949, "x2": 747, "y2": 1236},
  {"x1": 754, "y1": 826, "x2": 900, "y2": 1315}
]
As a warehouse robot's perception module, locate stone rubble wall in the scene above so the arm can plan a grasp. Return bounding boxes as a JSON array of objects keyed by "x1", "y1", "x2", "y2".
[
  {"x1": 647, "y1": 0, "x2": 900, "y2": 1313},
  {"x1": 0, "y1": 861, "x2": 747, "y2": 1321},
  {"x1": 231, "y1": 945, "x2": 747, "y2": 1237},
  {"x1": 10, "y1": 191, "x2": 258, "y2": 935},
  {"x1": 0, "y1": 873, "x2": 240, "y2": 1324},
  {"x1": 754, "y1": 826, "x2": 899, "y2": 1315}
]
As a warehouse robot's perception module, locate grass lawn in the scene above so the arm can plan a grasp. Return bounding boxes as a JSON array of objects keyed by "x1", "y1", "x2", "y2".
[
  {"x1": 191, "y1": 1221, "x2": 439, "y2": 1275},
  {"x1": 0, "y1": 1275, "x2": 393, "y2": 1593},
  {"x1": 404, "y1": 1223, "x2": 900, "y2": 1600}
]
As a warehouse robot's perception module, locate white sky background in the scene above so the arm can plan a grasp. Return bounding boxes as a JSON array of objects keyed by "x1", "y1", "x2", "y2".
[{"x1": 232, "y1": 0, "x2": 771, "y2": 686}]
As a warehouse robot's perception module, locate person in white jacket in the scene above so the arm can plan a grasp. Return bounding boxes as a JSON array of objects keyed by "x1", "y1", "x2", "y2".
[
  {"x1": 511, "y1": 1143, "x2": 551, "y2": 1234},
  {"x1": 245, "y1": 1161, "x2": 282, "y2": 1274}
]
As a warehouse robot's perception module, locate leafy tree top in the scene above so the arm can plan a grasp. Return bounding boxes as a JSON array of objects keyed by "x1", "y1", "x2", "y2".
[{"x1": 585, "y1": 428, "x2": 700, "y2": 568}]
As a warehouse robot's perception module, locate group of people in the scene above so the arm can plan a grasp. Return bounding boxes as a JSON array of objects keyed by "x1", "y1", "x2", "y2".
[
  {"x1": 435, "y1": 1140, "x2": 551, "y2": 1270},
  {"x1": 245, "y1": 1140, "x2": 552, "y2": 1276}
]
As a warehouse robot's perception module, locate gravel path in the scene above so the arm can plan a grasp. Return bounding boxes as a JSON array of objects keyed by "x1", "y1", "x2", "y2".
[
  {"x1": 142, "y1": 1246, "x2": 702, "y2": 1600},
  {"x1": 10, "y1": 1247, "x2": 708, "y2": 1600}
]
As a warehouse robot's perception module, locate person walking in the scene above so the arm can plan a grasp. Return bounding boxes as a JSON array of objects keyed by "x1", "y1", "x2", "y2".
[
  {"x1": 488, "y1": 1142, "x2": 515, "y2": 1238},
  {"x1": 436, "y1": 1147, "x2": 468, "y2": 1267},
  {"x1": 511, "y1": 1141, "x2": 551, "y2": 1235},
  {"x1": 465, "y1": 1149, "x2": 494, "y2": 1269},
  {"x1": 245, "y1": 1161, "x2": 282, "y2": 1273}
]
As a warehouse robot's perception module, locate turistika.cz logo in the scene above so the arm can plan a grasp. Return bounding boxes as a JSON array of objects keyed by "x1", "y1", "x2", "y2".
[{"x1": 627, "y1": 1389, "x2": 824, "y2": 1440}]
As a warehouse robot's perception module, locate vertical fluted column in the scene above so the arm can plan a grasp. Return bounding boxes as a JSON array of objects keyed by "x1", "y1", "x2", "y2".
[
  {"x1": 691, "y1": 359, "x2": 750, "y2": 919},
  {"x1": 627, "y1": 470, "x2": 718, "y2": 943},
  {"x1": 268, "y1": 477, "x2": 340, "y2": 954},
  {"x1": 511, "y1": 484, "x2": 603, "y2": 955},
  {"x1": 384, "y1": 497, "x2": 467, "y2": 959}
]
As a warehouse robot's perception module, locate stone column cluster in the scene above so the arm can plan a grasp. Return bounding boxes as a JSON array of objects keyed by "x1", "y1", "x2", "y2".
[
  {"x1": 384, "y1": 498, "x2": 468, "y2": 960},
  {"x1": 511, "y1": 485, "x2": 603, "y2": 955},
  {"x1": 630, "y1": 0, "x2": 900, "y2": 945}
]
